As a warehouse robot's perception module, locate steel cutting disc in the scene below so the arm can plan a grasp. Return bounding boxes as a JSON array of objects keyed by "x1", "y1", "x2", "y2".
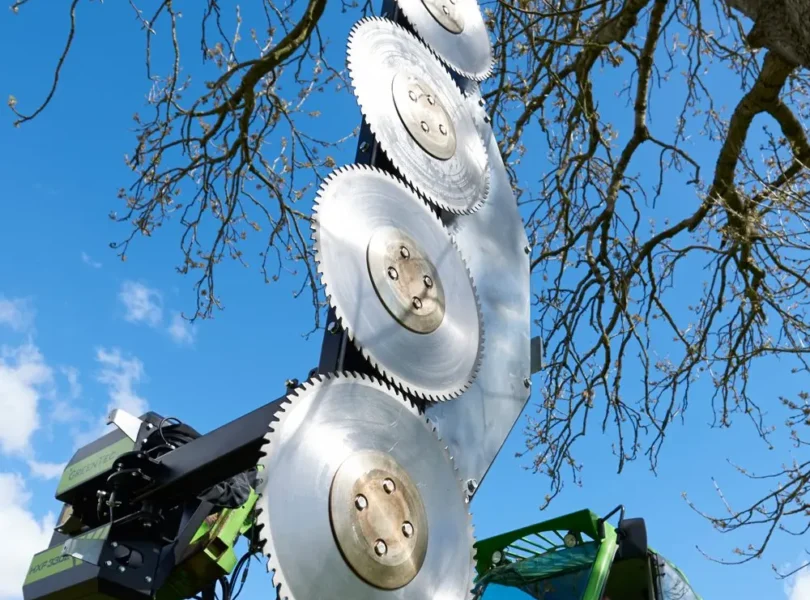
[
  {"x1": 255, "y1": 373, "x2": 476, "y2": 600},
  {"x1": 313, "y1": 165, "x2": 483, "y2": 401},
  {"x1": 347, "y1": 17, "x2": 490, "y2": 215},
  {"x1": 396, "y1": 0, "x2": 493, "y2": 81}
]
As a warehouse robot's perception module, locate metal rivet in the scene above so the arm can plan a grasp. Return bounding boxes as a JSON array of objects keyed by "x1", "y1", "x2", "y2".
[
  {"x1": 524, "y1": 245, "x2": 531, "y2": 255},
  {"x1": 359, "y1": 141, "x2": 369, "y2": 153},
  {"x1": 400, "y1": 246, "x2": 410, "y2": 259},
  {"x1": 355, "y1": 494, "x2": 368, "y2": 510},
  {"x1": 387, "y1": 267, "x2": 398, "y2": 280},
  {"x1": 478, "y1": 98, "x2": 485, "y2": 107},
  {"x1": 402, "y1": 522, "x2": 414, "y2": 538},
  {"x1": 442, "y1": 5, "x2": 449, "y2": 14},
  {"x1": 412, "y1": 297, "x2": 423, "y2": 310},
  {"x1": 145, "y1": 576, "x2": 153, "y2": 584},
  {"x1": 408, "y1": 90, "x2": 417, "y2": 102},
  {"x1": 466, "y1": 479, "x2": 478, "y2": 493},
  {"x1": 420, "y1": 121, "x2": 429, "y2": 133},
  {"x1": 423, "y1": 275, "x2": 433, "y2": 288},
  {"x1": 383, "y1": 478, "x2": 396, "y2": 494},
  {"x1": 439, "y1": 124, "x2": 447, "y2": 135},
  {"x1": 524, "y1": 377, "x2": 531, "y2": 388},
  {"x1": 374, "y1": 540, "x2": 388, "y2": 556},
  {"x1": 327, "y1": 321, "x2": 338, "y2": 333},
  {"x1": 118, "y1": 566, "x2": 126, "y2": 573},
  {"x1": 484, "y1": 115, "x2": 491, "y2": 124},
  {"x1": 111, "y1": 542, "x2": 118, "y2": 548},
  {"x1": 427, "y1": 95, "x2": 435, "y2": 106},
  {"x1": 105, "y1": 561, "x2": 112, "y2": 567}
]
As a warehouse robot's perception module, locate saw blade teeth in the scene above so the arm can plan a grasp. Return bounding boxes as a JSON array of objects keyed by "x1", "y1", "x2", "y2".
[
  {"x1": 347, "y1": 17, "x2": 490, "y2": 216},
  {"x1": 254, "y1": 372, "x2": 476, "y2": 600},
  {"x1": 311, "y1": 165, "x2": 484, "y2": 401},
  {"x1": 394, "y1": 0, "x2": 494, "y2": 82}
]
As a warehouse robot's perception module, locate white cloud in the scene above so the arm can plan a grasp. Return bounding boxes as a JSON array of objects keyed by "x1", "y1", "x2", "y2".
[
  {"x1": 0, "y1": 473, "x2": 57, "y2": 599},
  {"x1": 27, "y1": 461, "x2": 66, "y2": 481},
  {"x1": 119, "y1": 281, "x2": 162, "y2": 327},
  {"x1": 81, "y1": 252, "x2": 102, "y2": 269},
  {"x1": 0, "y1": 297, "x2": 34, "y2": 332},
  {"x1": 96, "y1": 347, "x2": 148, "y2": 418},
  {"x1": 0, "y1": 342, "x2": 53, "y2": 455},
  {"x1": 786, "y1": 563, "x2": 810, "y2": 600},
  {"x1": 168, "y1": 313, "x2": 195, "y2": 346}
]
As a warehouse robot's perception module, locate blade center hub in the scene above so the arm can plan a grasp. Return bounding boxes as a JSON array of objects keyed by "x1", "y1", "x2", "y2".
[
  {"x1": 329, "y1": 450, "x2": 429, "y2": 590},
  {"x1": 392, "y1": 72, "x2": 457, "y2": 161},
  {"x1": 421, "y1": 0, "x2": 465, "y2": 33},
  {"x1": 367, "y1": 226, "x2": 446, "y2": 334}
]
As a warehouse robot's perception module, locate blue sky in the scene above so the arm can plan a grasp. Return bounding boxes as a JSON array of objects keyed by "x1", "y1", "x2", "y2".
[{"x1": 1, "y1": 2, "x2": 808, "y2": 600}]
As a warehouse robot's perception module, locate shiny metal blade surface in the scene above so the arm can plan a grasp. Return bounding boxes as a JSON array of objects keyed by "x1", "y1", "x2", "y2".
[
  {"x1": 347, "y1": 17, "x2": 490, "y2": 215},
  {"x1": 312, "y1": 165, "x2": 483, "y2": 401},
  {"x1": 254, "y1": 373, "x2": 476, "y2": 600},
  {"x1": 396, "y1": 0, "x2": 493, "y2": 81}
]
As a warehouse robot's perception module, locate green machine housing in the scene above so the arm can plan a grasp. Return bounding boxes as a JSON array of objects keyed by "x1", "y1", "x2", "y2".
[
  {"x1": 472, "y1": 506, "x2": 703, "y2": 600},
  {"x1": 22, "y1": 410, "x2": 264, "y2": 600}
]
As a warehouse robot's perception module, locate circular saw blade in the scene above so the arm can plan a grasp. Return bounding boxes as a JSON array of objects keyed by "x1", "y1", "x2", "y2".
[
  {"x1": 312, "y1": 164, "x2": 483, "y2": 401},
  {"x1": 254, "y1": 373, "x2": 476, "y2": 600},
  {"x1": 347, "y1": 17, "x2": 490, "y2": 215},
  {"x1": 396, "y1": 0, "x2": 493, "y2": 81}
]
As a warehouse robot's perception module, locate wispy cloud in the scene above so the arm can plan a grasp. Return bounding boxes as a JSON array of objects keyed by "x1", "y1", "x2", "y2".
[
  {"x1": 785, "y1": 561, "x2": 810, "y2": 600},
  {"x1": 81, "y1": 252, "x2": 102, "y2": 269},
  {"x1": 119, "y1": 281, "x2": 163, "y2": 327},
  {"x1": 0, "y1": 473, "x2": 57, "y2": 599},
  {"x1": 0, "y1": 341, "x2": 53, "y2": 456},
  {"x1": 168, "y1": 313, "x2": 195, "y2": 346},
  {"x1": 96, "y1": 347, "x2": 148, "y2": 418},
  {"x1": 27, "y1": 460, "x2": 67, "y2": 481},
  {"x1": 0, "y1": 296, "x2": 34, "y2": 332}
]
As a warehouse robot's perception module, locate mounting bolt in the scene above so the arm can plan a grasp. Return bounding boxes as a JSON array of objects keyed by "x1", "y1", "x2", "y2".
[
  {"x1": 400, "y1": 246, "x2": 410, "y2": 259},
  {"x1": 402, "y1": 522, "x2": 414, "y2": 538},
  {"x1": 374, "y1": 540, "x2": 388, "y2": 556},
  {"x1": 387, "y1": 266, "x2": 399, "y2": 280},
  {"x1": 466, "y1": 479, "x2": 478, "y2": 494},
  {"x1": 327, "y1": 321, "x2": 339, "y2": 334},
  {"x1": 427, "y1": 95, "x2": 435, "y2": 105},
  {"x1": 145, "y1": 576, "x2": 153, "y2": 584},
  {"x1": 483, "y1": 114, "x2": 491, "y2": 124},
  {"x1": 442, "y1": 4, "x2": 450, "y2": 14},
  {"x1": 383, "y1": 478, "x2": 396, "y2": 494},
  {"x1": 111, "y1": 542, "x2": 118, "y2": 548},
  {"x1": 354, "y1": 494, "x2": 368, "y2": 510},
  {"x1": 408, "y1": 90, "x2": 417, "y2": 102},
  {"x1": 118, "y1": 566, "x2": 126, "y2": 573},
  {"x1": 439, "y1": 124, "x2": 447, "y2": 135},
  {"x1": 359, "y1": 141, "x2": 369, "y2": 153},
  {"x1": 105, "y1": 561, "x2": 113, "y2": 567},
  {"x1": 478, "y1": 98, "x2": 485, "y2": 107},
  {"x1": 420, "y1": 121, "x2": 429, "y2": 133},
  {"x1": 524, "y1": 245, "x2": 531, "y2": 255},
  {"x1": 285, "y1": 378, "x2": 299, "y2": 389},
  {"x1": 412, "y1": 297, "x2": 423, "y2": 310},
  {"x1": 524, "y1": 377, "x2": 531, "y2": 388},
  {"x1": 423, "y1": 275, "x2": 433, "y2": 288}
]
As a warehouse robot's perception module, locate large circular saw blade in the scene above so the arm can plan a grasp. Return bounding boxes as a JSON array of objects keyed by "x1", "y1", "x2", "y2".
[
  {"x1": 347, "y1": 17, "x2": 490, "y2": 215},
  {"x1": 255, "y1": 373, "x2": 476, "y2": 600},
  {"x1": 313, "y1": 164, "x2": 483, "y2": 401},
  {"x1": 396, "y1": 0, "x2": 493, "y2": 81}
]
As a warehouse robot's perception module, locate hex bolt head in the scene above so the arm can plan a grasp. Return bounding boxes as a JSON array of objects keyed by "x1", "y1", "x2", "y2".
[
  {"x1": 383, "y1": 478, "x2": 396, "y2": 494},
  {"x1": 374, "y1": 540, "x2": 388, "y2": 556},
  {"x1": 355, "y1": 494, "x2": 368, "y2": 510},
  {"x1": 423, "y1": 275, "x2": 434, "y2": 288},
  {"x1": 400, "y1": 246, "x2": 410, "y2": 259},
  {"x1": 412, "y1": 297, "x2": 423, "y2": 310},
  {"x1": 387, "y1": 266, "x2": 399, "y2": 280},
  {"x1": 402, "y1": 522, "x2": 414, "y2": 538}
]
